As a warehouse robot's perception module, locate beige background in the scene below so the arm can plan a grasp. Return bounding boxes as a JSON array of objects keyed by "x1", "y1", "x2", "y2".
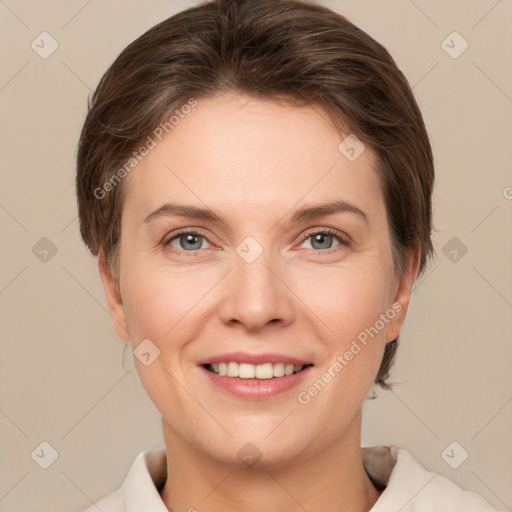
[{"x1": 1, "y1": 0, "x2": 511, "y2": 511}]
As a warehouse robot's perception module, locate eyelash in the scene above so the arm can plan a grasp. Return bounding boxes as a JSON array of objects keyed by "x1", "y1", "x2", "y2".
[{"x1": 163, "y1": 227, "x2": 350, "y2": 255}]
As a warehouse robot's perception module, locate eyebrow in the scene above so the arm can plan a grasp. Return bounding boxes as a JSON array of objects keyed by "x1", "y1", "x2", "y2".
[{"x1": 143, "y1": 200, "x2": 369, "y2": 226}]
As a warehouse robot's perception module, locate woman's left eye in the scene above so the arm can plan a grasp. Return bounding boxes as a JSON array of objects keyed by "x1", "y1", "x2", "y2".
[{"x1": 299, "y1": 229, "x2": 346, "y2": 252}]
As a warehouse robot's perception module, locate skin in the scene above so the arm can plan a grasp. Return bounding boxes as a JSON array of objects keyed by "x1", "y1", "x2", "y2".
[{"x1": 99, "y1": 93, "x2": 420, "y2": 512}]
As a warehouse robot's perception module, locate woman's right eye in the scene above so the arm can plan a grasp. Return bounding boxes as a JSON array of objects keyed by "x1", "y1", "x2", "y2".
[{"x1": 164, "y1": 231, "x2": 213, "y2": 252}]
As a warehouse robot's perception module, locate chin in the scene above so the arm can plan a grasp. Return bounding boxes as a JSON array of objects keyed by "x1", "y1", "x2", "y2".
[{"x1": 205, "y1": 430, "x2": 311, "y2": 470}]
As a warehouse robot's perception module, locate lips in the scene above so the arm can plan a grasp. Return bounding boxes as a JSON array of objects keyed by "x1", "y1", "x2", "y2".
[{"x1": 197, "y1": 352, "x2": 314, "y2": 399}]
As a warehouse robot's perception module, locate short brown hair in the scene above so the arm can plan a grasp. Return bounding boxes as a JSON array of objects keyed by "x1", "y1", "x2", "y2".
[{"x1": 76, "y1": 0, "x2": 434, "y2": 390}]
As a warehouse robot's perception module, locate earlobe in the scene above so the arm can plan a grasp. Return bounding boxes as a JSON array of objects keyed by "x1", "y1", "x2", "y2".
[
  {"x1": 97, "y1": 248, "x2": 130, "y2": 341},
  {"x1": 386, "y1": 244, "x2": 421, "y2": 342}
]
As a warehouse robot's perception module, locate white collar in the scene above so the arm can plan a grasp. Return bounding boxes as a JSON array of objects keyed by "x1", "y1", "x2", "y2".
[{"x1": 118, "y1": 445, "x2": 499, "y2": 511}]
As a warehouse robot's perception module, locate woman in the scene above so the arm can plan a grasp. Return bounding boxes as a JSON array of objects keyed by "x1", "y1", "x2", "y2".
[{"x1": 76, "y1": 0, "x2": 502, "y2": 510}]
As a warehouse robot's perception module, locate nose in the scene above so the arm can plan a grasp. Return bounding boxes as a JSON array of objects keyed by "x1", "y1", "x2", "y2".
[{"x1": 217, "y1": 248, "x2": 296, "y2": 332}]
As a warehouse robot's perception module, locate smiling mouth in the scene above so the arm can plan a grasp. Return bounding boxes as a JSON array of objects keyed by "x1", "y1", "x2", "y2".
[{"x1": 203, "y1": 362, "x2": 314, "y2": 379}]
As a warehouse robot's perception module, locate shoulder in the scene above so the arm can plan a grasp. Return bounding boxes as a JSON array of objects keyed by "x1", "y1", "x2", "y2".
[
  {"x1": 81, "y1": 489, "x2": 123, "y2": 512},
  {"x1": 78, "y1": 447, "x2": 168, "y2": 512},
  {"x1": 365, "y1": 445, "x2": 504, "y2": 511}
]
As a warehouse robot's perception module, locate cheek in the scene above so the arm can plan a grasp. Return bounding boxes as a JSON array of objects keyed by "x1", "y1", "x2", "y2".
[
  {"x1": 120, "y1": 257, "x2": 220, "y2": 348},
  {"x1": 293, "y1": 267, "x2": 393, "y2": 421},
  {"x1": 119, "y1": 264, "x2": 211, "y2": 408},
  {"x1": 122, "y1": 277, "x2": 170, "y2": 341},
  {"x1": 298, "y1": 262, "x2": 393, "y2": 347}
]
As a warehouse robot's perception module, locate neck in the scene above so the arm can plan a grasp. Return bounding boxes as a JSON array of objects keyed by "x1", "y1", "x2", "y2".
[{"x1": 160, "y1": 409, "x2": 382, "y2": 512}]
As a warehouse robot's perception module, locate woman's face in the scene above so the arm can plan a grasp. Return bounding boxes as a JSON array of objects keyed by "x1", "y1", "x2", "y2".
[{"x1": 100, "y1": 93, "x2": 417, "y2": 467}]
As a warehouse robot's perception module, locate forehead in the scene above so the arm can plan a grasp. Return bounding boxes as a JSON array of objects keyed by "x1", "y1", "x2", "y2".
[{"x1": 122, "y1": 94, "x2": 384, "y2": 224}]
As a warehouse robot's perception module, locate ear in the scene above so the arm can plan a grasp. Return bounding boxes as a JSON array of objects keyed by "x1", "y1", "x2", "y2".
[
  {"x1": 386, "y1": 243, "x2": 421, "y2": 342},
  {"x1": 98, "y1": 248, "x2": 130, "y2": 341}
]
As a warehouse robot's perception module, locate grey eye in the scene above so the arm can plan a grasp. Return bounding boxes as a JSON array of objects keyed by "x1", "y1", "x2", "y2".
[
  {"x1": 306, "y1": 233, "x2": 337, "y2": 250},
  {"x1": 178, "y1": 233, "x2": 204, "y2": 250},
  {"x1": 167, "y1": 232, "x2": 210, "y2": 251}
]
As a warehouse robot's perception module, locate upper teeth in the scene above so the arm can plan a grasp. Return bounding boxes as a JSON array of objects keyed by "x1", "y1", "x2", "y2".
[{"x1": 209, "y1": 362, "x2": 304, "y2": 379}]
